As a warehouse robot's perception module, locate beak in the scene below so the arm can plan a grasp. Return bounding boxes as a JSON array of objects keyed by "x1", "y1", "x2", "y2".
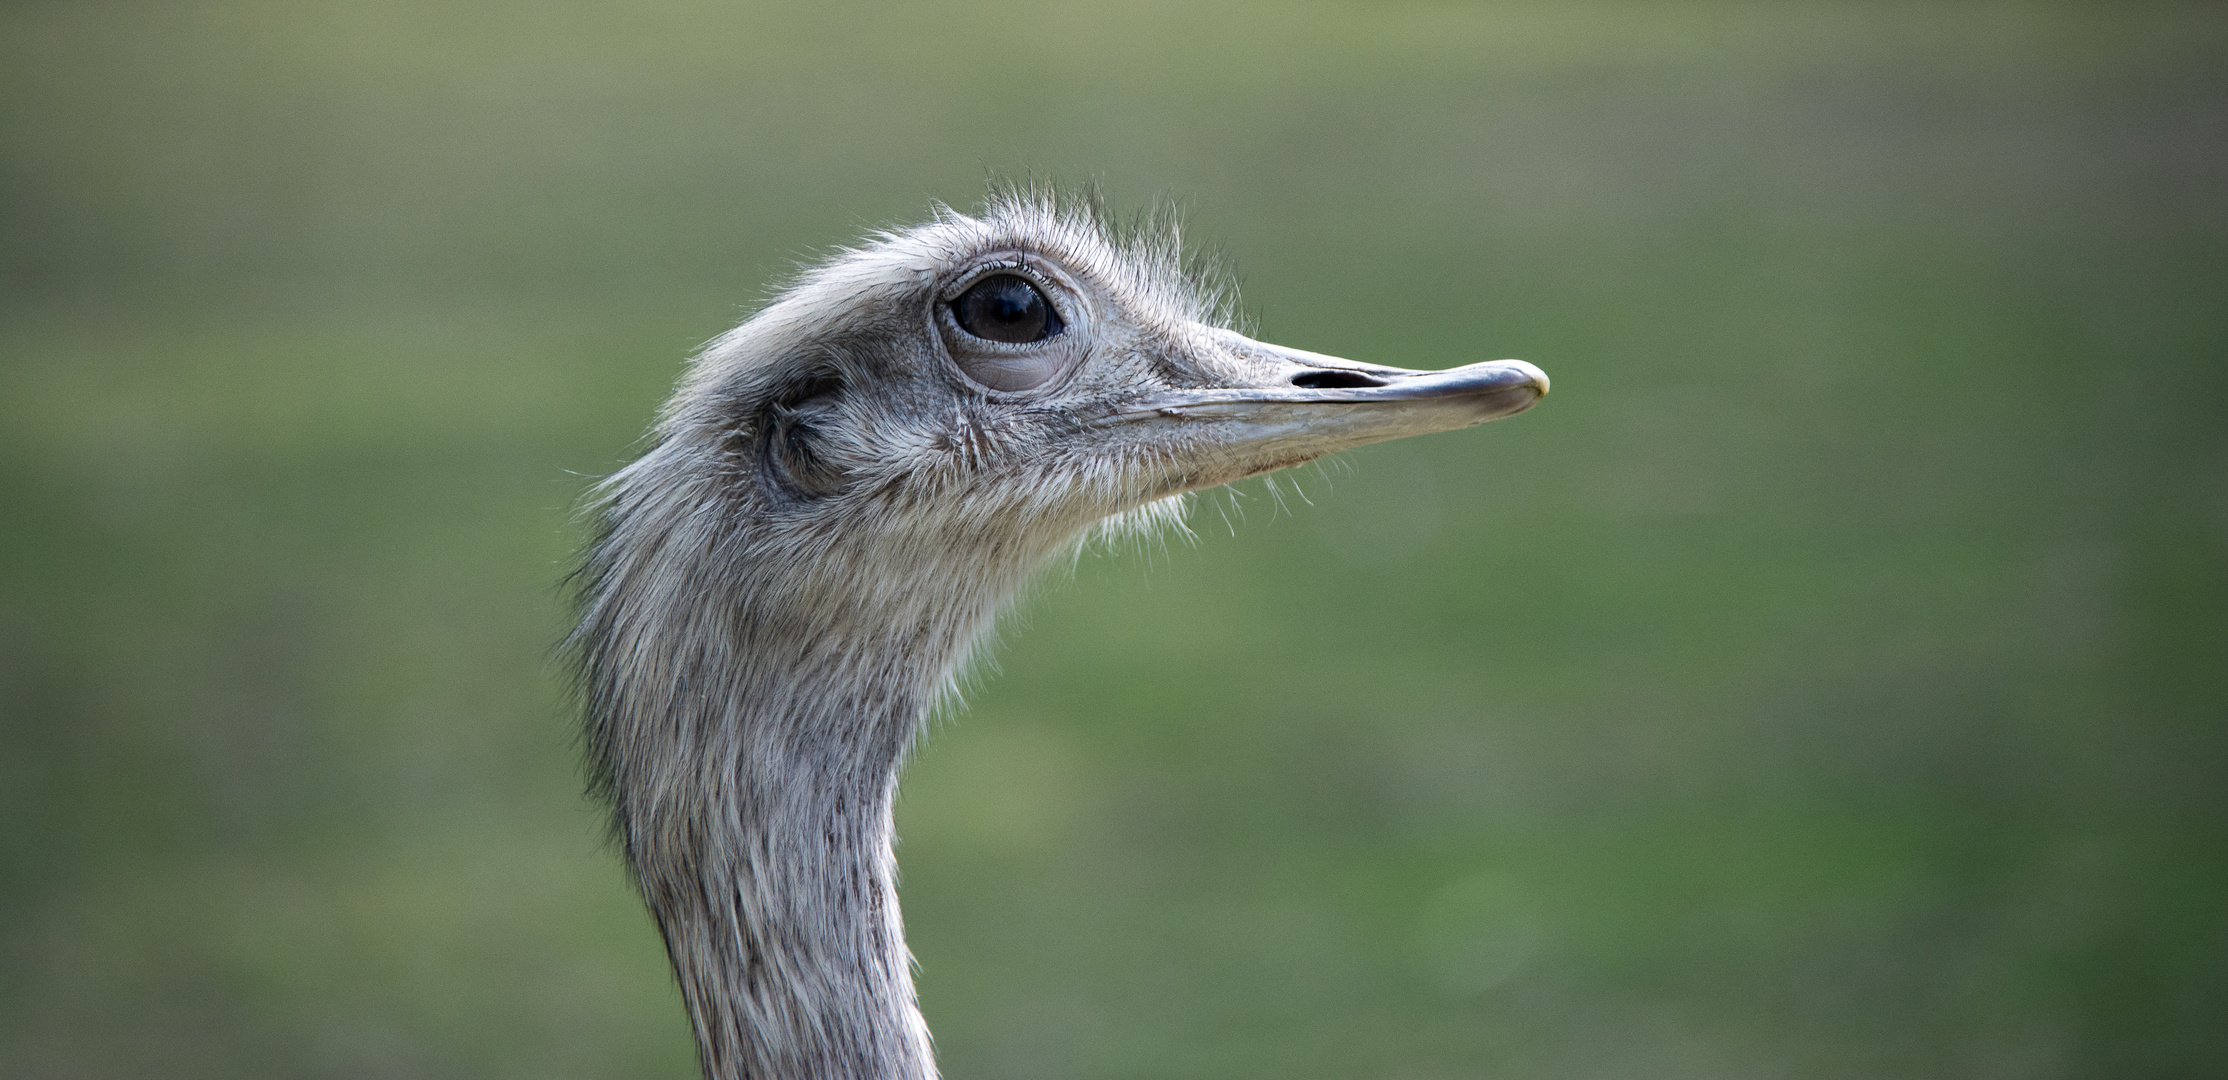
[{"x1": 1108, "y1": 334, "x2": 1548, "y2": 484}]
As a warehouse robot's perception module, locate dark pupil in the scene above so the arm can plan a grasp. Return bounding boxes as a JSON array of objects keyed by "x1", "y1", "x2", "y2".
[{"x1": 954, "y1": 275, "x2": 1061, "y2": 344}]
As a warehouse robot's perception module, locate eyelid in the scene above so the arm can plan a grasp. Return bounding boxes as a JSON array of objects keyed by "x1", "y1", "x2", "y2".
[{"x1": 944, "y1": 255, "x2": 1065, "y2": 306}]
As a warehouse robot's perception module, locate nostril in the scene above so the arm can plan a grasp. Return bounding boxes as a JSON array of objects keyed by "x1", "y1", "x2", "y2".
[{"x1": 1290, "y1": 369, "x2": 1389, "y2": 389}]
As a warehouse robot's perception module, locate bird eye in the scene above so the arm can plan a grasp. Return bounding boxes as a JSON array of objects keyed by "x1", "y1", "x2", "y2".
[{"x1": 952, "y1": 275, "x2": 1062, "y2": 345}]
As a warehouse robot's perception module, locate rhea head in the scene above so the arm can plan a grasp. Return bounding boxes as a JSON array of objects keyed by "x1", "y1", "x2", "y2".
[{"x1": 573, "y1": 191, "x2": 1547, "y2": 1080}]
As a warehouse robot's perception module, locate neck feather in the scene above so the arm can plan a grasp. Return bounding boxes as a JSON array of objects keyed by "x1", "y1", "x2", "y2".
[
  {"x1": 620, "y1": 613, "x2": 977, "y2": 1080},
  {"x1": 579, "y1": 437, "x2": 1136, "y2": 1079},
  {"x1": 584, "y1": 525, "x2": 1015, "y2": 1079}
]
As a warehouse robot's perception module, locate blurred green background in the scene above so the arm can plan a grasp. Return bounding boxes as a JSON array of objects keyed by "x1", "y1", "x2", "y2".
[{"x1": 3, "y1": 1, "x2": 2224, "y2": 1077}]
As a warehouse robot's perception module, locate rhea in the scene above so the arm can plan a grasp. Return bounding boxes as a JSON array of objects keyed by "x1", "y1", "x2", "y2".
[{"x1": 572, "y1": 194, "x2": 1548, "y2": 1080}]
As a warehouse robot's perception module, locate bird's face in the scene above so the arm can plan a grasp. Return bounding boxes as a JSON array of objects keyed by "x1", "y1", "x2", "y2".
[{"x1": 679, "y1": 201, "x2": 1545, "y2": 565}]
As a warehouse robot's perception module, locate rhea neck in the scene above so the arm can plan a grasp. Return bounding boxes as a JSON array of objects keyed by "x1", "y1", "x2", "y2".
[{"x1": 622, "y1": 539, "x2": 1027, "y2": 1080}]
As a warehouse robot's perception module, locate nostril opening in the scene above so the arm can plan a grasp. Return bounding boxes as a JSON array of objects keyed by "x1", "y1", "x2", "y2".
[{"x1": 1290, "y1": 369, "x2": 1389, "y2": 389}]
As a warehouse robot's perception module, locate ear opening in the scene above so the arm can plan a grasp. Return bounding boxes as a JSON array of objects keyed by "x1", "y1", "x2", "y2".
[{"x1": 757, "y1": 367, "x2": 850, "y2": 502}]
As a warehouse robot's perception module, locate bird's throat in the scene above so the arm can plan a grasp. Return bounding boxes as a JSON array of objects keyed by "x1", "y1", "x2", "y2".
[
  {"x1": 580, "y1": 448, "x2": 1071, "y2": 1080},
  {"x1": 630, "y1": 647, "x2": 946, "y2": 1080}
]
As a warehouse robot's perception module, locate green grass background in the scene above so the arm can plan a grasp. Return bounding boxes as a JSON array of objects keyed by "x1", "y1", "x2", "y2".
[{"x1": 3, "y1": 2, "x2": 2224, "y2": 1077}]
